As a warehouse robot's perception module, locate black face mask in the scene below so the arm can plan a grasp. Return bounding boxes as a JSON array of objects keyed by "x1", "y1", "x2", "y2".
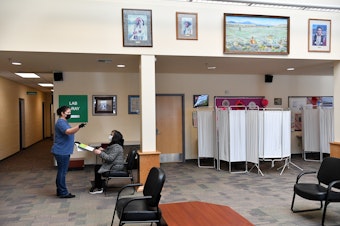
[{"x1": 65, "y1": 114, "x2": 71, "y2": 120}]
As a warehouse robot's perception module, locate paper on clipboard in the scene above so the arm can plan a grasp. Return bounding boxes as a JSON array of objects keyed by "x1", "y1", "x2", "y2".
[{"x1": 75, "y1": 143, "x2": 95, "y2": 152}]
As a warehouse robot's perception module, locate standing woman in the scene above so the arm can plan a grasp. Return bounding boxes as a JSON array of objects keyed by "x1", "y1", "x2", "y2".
[{"x1": 52, "y1": 106, "x2": 86, "y2": 198}]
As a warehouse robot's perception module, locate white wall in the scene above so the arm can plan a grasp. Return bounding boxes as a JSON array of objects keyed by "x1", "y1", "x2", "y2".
[{"x1": 1, "y1": 0, "x2": 339, "y2": 60}]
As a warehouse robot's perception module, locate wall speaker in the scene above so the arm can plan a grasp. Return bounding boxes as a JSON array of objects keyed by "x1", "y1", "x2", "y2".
[
  {"x1": 265, "y1": 74, "x2": 273, "y2": 83},
  {"x1": 54, "y1": 72, "x2": 63, "y2": 81}
]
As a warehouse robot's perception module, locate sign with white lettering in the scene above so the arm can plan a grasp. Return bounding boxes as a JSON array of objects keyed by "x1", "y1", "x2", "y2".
[{"x1": 59, "y1": 95, "x2": 88, "y2": 122}]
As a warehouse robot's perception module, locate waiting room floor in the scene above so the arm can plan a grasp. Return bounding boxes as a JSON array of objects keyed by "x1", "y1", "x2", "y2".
[{"x1": 0, "y1": 139, "x2": 340, "y2": 225}]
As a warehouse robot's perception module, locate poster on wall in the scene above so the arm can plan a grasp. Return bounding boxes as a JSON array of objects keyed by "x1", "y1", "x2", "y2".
[
  {"x1": 214, "y1": 96, "x2": 265, "y2": 109},
  {"x1": 288, "y1": 96, "x2": 333, "y2": 131}
]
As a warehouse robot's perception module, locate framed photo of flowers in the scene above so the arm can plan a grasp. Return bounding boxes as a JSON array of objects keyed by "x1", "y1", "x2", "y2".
[{"x1": 224, "y1": 14, "x2": 290, "y2": 55}]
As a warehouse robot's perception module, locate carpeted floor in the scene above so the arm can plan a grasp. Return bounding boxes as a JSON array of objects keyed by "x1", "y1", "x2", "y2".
[{"x1": 0, "y1": 139, "x2": 339, "y2": 226}]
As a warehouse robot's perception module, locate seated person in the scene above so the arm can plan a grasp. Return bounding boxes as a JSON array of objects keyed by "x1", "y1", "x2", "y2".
[{"x1": 89, "y1": 130, "x2": 125, "y2": 194}]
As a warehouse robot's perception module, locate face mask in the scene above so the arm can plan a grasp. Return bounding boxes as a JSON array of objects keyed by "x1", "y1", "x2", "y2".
[
  {"x1": 108, "y1": 135, "x2": 113, "y2": 141},
  {"x1": 65, "y1": 114, "x2": 71, "y2": 120}
]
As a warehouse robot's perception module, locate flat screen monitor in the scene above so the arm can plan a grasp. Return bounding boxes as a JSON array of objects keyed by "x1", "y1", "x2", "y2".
[{"x1": 193, "y1": 94, "x2": 209, "y2": 108}]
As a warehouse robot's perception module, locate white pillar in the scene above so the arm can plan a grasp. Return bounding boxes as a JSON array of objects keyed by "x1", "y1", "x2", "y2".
[
  {"x1": 333, "y1": 61, "x2": 340, "y2": 141},
  {"x1": 140, "y1": 54, "x2": 156, "y2": 152}
]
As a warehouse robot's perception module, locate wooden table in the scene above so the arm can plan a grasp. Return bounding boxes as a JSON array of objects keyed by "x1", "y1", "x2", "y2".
[{"x1": 159, "y1": 201, "x2": 254, "y2": 226}]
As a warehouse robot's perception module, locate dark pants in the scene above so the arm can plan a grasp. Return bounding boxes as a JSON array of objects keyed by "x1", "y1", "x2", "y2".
[
  {"x1": 54, "y1": 154, "x2": 70, "y2": 196},
  {"x1": 94, "y1": 164, "x2": 104, "y2": 189}
]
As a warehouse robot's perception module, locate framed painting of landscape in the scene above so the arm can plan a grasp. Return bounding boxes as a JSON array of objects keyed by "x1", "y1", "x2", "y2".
[{"x1": 224, "y1": 14, "x2": 290, "y2": 55}]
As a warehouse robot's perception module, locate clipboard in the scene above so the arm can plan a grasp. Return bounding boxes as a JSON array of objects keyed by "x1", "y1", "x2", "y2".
[{"x1": 75, "y1": 142, "x2": 95, "y2": 152}]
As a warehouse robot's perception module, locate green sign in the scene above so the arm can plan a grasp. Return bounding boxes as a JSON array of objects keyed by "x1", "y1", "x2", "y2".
[{"x1": 59, "y1": 95, "x2": 88, "y2": 122}]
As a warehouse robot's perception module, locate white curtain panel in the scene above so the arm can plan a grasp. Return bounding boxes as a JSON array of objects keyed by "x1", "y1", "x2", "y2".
[
  {"x1": 217, "y1": 109, "x2": 229, "y2": 161},
  {"x1": 282, "y1": 111, "x2": 291, "y2": 157},
  {"x1": 262, "y1": 111, "x2": 283, "y2": 158},
  {"x1": 246, "y1": 110, "x2": 259, "y2": 163},
  {"x1": 303, "y1": 108, "x2": 320, "y2": 152},
  {"x1": 197, "y1": 110, "x2": 215, "y2": 158},
  {"x1": 319, "y1": 108, "x2": 334, "y2": 154},
  {"x1": 229, "y1": 110, "x2": 246, "y2": 162}
]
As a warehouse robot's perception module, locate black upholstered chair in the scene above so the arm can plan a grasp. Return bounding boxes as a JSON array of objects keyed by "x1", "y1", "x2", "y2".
[
  {"x1": 111, "y1": 167, "x2": 166, "y2": 226},
  {"x1": 102, "y1": 149, "x2": 137, "y2": 193},
  {"x1": 291, "y1": 157, "x2": 340, "y2": 226}
]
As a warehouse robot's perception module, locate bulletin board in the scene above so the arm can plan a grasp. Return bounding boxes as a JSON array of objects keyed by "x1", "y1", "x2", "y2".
[{"x1": 288, "y1": 96, "x2": 333, "y2": 131}]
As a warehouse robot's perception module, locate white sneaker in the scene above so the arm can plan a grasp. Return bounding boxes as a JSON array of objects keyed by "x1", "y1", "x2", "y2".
[{"x1": 89, "y1": 187, "x2": 103, "y2": 194}]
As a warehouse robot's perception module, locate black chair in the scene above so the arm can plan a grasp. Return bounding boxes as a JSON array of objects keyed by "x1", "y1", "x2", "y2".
[
  {"x1": 291, "y1": 157, "x2": 340, "y2": 226},
  {"x1": 102, "y1": 149, "x2": 138, "y2": 194},
  {"x1": 111, "y1": 167, "x2": 166, "y2": 226}
]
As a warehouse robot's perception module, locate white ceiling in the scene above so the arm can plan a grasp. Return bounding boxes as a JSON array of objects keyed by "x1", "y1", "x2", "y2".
[{"x1": 0, "y1": 51, "x2": 334, "y2": 92}]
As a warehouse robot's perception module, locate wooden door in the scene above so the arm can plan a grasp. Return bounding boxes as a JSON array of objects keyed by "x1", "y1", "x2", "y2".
[{"x1": 156, "y1": 95, "x2": 184, "y2": 162}]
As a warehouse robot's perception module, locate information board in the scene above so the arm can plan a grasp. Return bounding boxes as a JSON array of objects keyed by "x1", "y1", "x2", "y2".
[{"x1": 59, "y1": 95, "x2": 88, "y2": 122}]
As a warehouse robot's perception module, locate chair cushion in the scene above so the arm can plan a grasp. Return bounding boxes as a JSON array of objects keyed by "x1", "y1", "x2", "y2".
[
  {"x1": 102, "y1": 170, "x2": 129, "y2": 177},
  {"x1": 117, "y1": 197, "x2": 161, "y2": 222},
  {"x1": 294, "y1": 183, "x2": 327, "y2": 201}
]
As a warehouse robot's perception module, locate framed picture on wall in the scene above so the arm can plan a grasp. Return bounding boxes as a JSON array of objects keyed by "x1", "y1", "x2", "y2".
[
  {"x1": 176, "y1": 12, "x2": 198, "y2": 40},
  {"x1": 308, "y1": 19, "x2": 331, "y2": 52},
  {"x1": 122, "y1": 9, "x2": 153, "y2": 47},
  {"x1": 224, "y1": 14, "x2": 290, "y2": 55},
  {"x1": 92, "y1": 95, "x2": 117, "y2": 115},
  {"x1": 128, "y1": 95, "x2": 140, "y2": 114}
]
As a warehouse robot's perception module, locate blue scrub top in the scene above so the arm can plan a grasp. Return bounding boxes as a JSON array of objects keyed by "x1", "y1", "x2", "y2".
[{"x1": 51, "y1": 118, "x2": 74, "y2": 155}]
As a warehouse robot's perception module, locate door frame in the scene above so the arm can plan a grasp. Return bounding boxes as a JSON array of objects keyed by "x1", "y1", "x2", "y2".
[
  {"x1": 156, "y1": 94, "x2": 185, "y2": 162},
  {"x1": 19, "y1": 98, "x2": 25, "y2": 150}
]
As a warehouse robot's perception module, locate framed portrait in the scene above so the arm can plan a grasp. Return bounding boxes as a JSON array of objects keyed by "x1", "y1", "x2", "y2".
[
  {"x1": 308, "y1": 19, "x2": 331, "y2": 52},
  {"x1": 92, "y1": 95, "x2": 117, "y2": 115},
  {"x1": 224, "y1": 14, "x2": 290, "y2": 55},
  {"x1": 128, "y1": 95, "x2": 140, "y2": 114},
  {"x1": 176, "y1": 12, "x2": 198, "y2": 40},
  {"x1": 122, "y1": 9, "x2": 152, "y2": 47}
]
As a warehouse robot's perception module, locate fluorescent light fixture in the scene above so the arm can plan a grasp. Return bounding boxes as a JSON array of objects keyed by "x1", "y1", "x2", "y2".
[
  {"x1": 250, "y1": 3, "x2": 303, "y2": 10},
  {"x1": 15, "y1": 73, "x2": 40, "y2": 78},
  {"x1": 287, "y1": 67, "x2": 295, "y2": 71},
  {"x1": 117, "y1": 64, "x2": 126, "y2": 68},
  {"x1": 11, "y1": 62, "x2": 22, "y2": 66},
  {"x1": 207, "y1": 66, "x2": 216, "y2": 70},
  {"x1": 38, "y1": 83, "x2": 54, "y2": 87}
]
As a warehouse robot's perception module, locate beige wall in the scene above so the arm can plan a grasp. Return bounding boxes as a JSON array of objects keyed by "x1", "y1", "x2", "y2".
[
  {"x1": 53, "y1": 72, "x2": 333, "y2": 163},
  {"x1": 0, "y1": 77, "x2": 52, "y2": 160},
  {"x1": 0, "y1": 0, "x2": 339, "y2": 161}
]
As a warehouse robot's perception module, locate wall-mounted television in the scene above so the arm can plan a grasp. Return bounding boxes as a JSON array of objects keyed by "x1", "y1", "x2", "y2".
[{"x1": 193, "y1": 94, "x2": 209, "y2": 108}]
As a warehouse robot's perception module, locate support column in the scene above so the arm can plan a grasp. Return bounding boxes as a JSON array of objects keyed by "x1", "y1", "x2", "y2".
[
  {"x1": 331, "y1": 61, "x2": 340, "y2": 157},
  {"x1": 138, "y1": 55, "x2": 160, "y2": 186}
]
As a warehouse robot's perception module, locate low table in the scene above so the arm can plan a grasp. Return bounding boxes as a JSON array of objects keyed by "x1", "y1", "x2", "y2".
[{"x1": 159, "y1": 201, "x2": 254, "y2": 226}]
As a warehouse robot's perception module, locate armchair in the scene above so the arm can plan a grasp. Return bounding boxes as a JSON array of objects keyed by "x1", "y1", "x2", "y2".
[
  {"x1": 102, "y1": 149, "x2": 138, "y2": 193},
  {"x1": 111, "y1": 167, "x2": 166, "y2": 226},
  {"x1": 291, "y1": 157, "x2": 340, "y2": 225}
]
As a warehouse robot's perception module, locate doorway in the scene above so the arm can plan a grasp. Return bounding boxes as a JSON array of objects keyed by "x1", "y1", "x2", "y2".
[
  {"x1": 19, "y1": 98, "x2": 25, "y2": 150},
  {"x1": 156, "y1": 94, "x2": 184, "y2": 162}
]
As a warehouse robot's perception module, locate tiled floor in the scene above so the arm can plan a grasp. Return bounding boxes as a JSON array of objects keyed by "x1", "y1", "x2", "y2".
[{"x1": 1, "y1": 139, "x2": 340, "y2": 225}]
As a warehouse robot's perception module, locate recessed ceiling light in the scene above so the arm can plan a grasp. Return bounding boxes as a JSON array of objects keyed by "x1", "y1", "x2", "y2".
[
  {"x1": 15, "y1": 73, "x2": 40, "y2": 78},
  {"x1": 287, "y1": 67, "x2": 295, "y2": 71},
  {"x1": 12, "y1": 62, "x2": 22, "y2": 66},
  {"x1": 38, "y1": 83, "x2": 54, "y2": 87},
  {"x1": 117, "y1": 64, "x2": 126, "y2": 68}
]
